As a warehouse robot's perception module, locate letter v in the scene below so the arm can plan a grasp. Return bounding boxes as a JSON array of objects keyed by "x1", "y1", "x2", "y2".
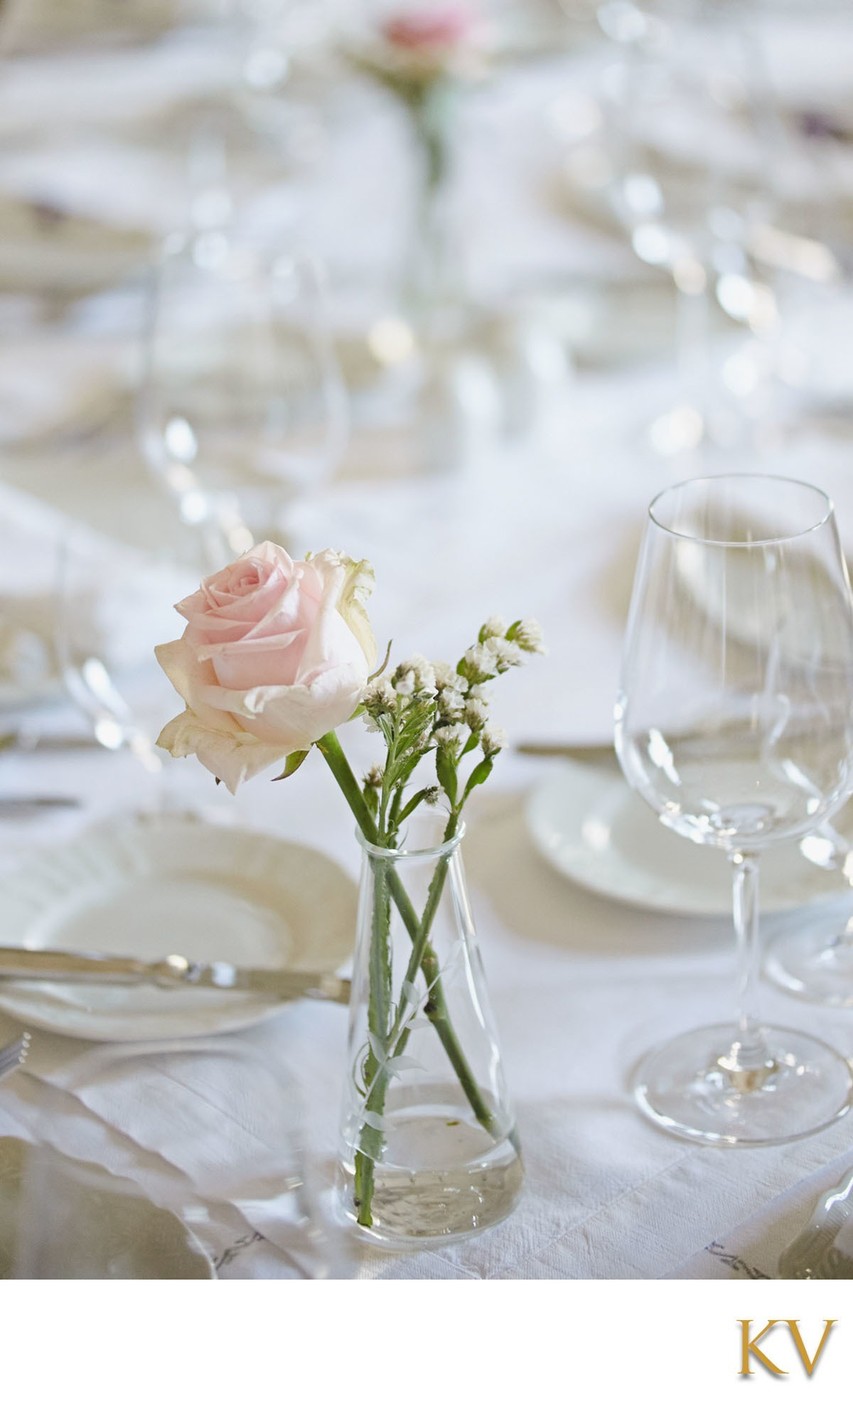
[{"x1": 786, "y1": 1320, "x2": 837, "y2": 1376}]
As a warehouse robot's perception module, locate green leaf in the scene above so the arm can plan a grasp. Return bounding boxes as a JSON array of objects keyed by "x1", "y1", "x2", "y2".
[
  {"x1": 271, "y1": 748, "x2": 310, "y2": 782},
  {"x1": 387, "y1": 749, "x2": 422, "y2": 790},
  {"x1": 436, "y1": 748, "x2": 458, "y2": 804},
  {"x1": 393, "y1": 700, "x2": 435, "y2": 759},
  {"x1": 367, "y1": 640, "x2": 393, "y2": 682},
  {"x1": 462, "y1": 756, "x2": 493, "y2": 803},
  {"x1": 397, "y1": 787, "x2": 432, "y2": 826},
  {"x1": 389, "y1": 782, "x2": 405, "y2": 828}
]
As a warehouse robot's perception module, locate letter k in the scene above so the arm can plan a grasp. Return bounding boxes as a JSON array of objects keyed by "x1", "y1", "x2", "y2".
[{"x1": 739, "y1": 1320, "x2": 787, "y2": 1376}]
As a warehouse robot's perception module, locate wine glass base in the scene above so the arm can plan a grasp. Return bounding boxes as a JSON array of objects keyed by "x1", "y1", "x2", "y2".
[
  {"x1": 631, "y1": 1023, "x2": 853, "y2": 1146},
  {"x1": 765, "y1": 902, "x2": 853, "y2": 1006}
]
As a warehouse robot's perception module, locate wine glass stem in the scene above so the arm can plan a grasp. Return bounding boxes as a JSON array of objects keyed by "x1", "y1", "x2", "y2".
[
  {"x1": 674, "y1": 262, "x2": 710, "y2": 426},
  {"x1": 727, "y1": 849, "x2": 772, "y2": 1078},
  {"x1": 195, "y1": 505, "x2": 254, "y2": 574}
]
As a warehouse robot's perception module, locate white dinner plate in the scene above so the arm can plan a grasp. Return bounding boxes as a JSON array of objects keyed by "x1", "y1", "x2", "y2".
[
  {"x1": 525, "y1": 760, "x2": 848, "y2": 917},
  {"x1": 0, "y1": 814, "x2": 357, "y2": 1040}
]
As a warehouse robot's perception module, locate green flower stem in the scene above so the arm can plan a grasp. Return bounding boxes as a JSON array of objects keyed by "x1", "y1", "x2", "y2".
[
  {"x1": 315, "y1": 731, "x2": 378, "y2": 842},
  {"x1": 354, "y1": 854, "x2": 391, "y2": 1225},
  {"x1": 393, "y1": 875, "x2": 498, "y2": 1134},
  {"x1": 316, "y1": 730, "x2": 497, "y2": 1226},
  {"x1": 315, "y1": 732, "x2": 388, "y2": 1226},
  {"x1": 412, "y1": 88, "x2": 449, "y2": 196},
  {"x1": 394, "y1": 867, "x2": 497, "y2": 1131},
  {"x1": 388, "y1": 848, "x2": 498, "y2": 1138},
  {"x1": 405, "y1": 82, "x2": 455, "y2": 321}
]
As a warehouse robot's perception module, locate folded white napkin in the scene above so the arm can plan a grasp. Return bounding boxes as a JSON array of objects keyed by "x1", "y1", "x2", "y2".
[
  {"x1": 1, "y1": 0, "x2": 177, "y2": 47},
  {"x1": 754, "y1": 10, "x2": 853, "y2": 119},
  {"x1": 0, "y1": 28, "x2": 236, "y2": 135},
  {"x1": 0, "y1": 1029, "x2": 330, "y2": 1279},
  {"x1": 0, "y1": 197, "x2": 151, "y2": 296},
  {"x1": 0, "y1": 328, "x2": 131, "y2": 446},
  {"x1": 0, "y1": 142, "x2": 185, "y2": 243}
]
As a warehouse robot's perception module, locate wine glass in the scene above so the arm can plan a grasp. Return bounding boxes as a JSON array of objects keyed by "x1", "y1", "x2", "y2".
[
  {"x1": 53, "y1": 534, "x2": 214, "y2": 816},
  {"x1": 615, "y1": 472, "x2": 853, "y2": 1145},
  {"x1": 601, "y1": 7, "x2": 775, "y2": 460},
  {"x1": 765, "y1": 831, "x2": 853, "y2": 1006},
  {"x1": 138, "y1": 234, "x2": 348, "y2": 570}
]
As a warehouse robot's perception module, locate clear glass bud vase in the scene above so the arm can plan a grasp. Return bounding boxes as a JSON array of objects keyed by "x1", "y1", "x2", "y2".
[
  {"x1": 401, "y1": 84, "x2": 459, "y2": 335},
  {"x1": 336, "y1": 815, "x2": 522, "y2": 1246}
]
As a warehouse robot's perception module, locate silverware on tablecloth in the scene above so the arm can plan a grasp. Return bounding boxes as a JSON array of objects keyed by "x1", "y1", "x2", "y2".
[
  {"x1": 777, "y1": 1166, "x2": 853, "y2": 1279},
  {"x1": 0, "y1": 796, "x2": 82, "y2": 813},
  {"x1": 0, "y1": 945, "x2": 351, "y2": 1005},
  {"x1": 515, "y1": 740, "x2": 617, "y2": 765},
  {"x1": 0, "y1": 1031, "x2": 30, "y2": 1081},
  {"x1": 516, "y1": 719, "x2": 853, "y2": 765},
  {"x1": 0, "y1": 729, "x2": 96, "y2": 754}
]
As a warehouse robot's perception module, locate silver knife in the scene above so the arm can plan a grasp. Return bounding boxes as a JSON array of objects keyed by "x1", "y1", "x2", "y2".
[
  {"x1": 0, "y1": 946, "x2": 351, "y2": 1005},
  {"x1": 515, "y1": 740, "x2": 618, "y2": 765},
  {"x1": 0, "y1": 730, "x2": 97, "y2": 754},
  {"x1": 0, "y1": 797, "x2": 83, "y2": 813}
]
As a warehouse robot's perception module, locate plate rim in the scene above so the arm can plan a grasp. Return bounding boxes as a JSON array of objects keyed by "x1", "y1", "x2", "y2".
[
  {"x1": 525, "y1": 760, "x2": 846, "y2": 918},
  {"x1": 0, "y1": 811, "x2": 356, "y2": 1041}
]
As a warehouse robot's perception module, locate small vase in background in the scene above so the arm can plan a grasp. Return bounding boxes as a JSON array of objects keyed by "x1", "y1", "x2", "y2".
[{"x1": 343, "y1": 6, "x2": 505, "y2": 472}]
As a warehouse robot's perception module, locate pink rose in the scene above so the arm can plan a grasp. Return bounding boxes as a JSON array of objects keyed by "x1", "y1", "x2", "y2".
[
  {"x1": 382, "y1": 7, "x2": 473, "y2": 51},
  {"x1": 155, "y1": 543, "x2": 376, "y2": 793}
]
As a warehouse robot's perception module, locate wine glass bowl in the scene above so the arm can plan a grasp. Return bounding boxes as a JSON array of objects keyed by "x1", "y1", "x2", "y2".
[
  {"x1": 615, "y1": 473, "x2": 853, "y2": 1145},
  {"x1": 138, "y1": 235, "x2": 348, "y2": 567},
  {"x1": 54, "y1": 536, "x2": 188, "y2": 786}
]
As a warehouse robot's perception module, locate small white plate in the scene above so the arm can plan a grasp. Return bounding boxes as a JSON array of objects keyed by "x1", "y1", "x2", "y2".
[
  {"x1": 0, "y1": 814, "x2": 357, "y2": 1040},
  {"x1": 525, "y1": 760, "x2": 847, "y2": 917}
]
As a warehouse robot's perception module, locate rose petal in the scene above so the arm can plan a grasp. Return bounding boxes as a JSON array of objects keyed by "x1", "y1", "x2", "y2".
[
  {"x1": 157, "y1": 710, "x2": 285, "y2": 793},
  {"x1": 202, "y1": 628, "x2": 308, "y2": 692},
  {"x1": 155, "y1": 637, "x2": 239, "y2": 734},
  {"x1": 199, "y1": 663, "x2": 364, "y2": 749}
]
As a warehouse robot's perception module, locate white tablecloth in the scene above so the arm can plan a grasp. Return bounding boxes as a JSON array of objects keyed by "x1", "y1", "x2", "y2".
[{"x1": 3, "y1": 3, "x2": 853, "y2": 1282}]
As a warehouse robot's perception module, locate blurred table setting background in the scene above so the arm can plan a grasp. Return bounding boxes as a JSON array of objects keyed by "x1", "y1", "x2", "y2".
[{"x1": 4, "y1": 0, "x2": 853, "y2": 1282}]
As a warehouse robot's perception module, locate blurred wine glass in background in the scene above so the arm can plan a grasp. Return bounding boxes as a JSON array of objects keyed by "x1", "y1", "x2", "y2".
[
  {"x1": 180, "y1": 0, "x2": 337, "y2": 249},
  {"x1": 600, "y1": 3, "x2": 778, "y2": 462},
  {"x1": 746, "y1": 23, "x2": 853, "y2": 442},
  {"x1": 138, "y1": 234, "x2": 348, "y2": 569},
  {"x1": 53, "y1": 534, "x2": 195, "y2": 809}
]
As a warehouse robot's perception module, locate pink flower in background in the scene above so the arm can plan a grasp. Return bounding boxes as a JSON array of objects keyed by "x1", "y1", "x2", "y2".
[
  {"x1": 155, "y1": 543, "x2": 376, "y2": 793},
  {"x1": 382, "y1": 6, "x2": 474, "y2": 52}
]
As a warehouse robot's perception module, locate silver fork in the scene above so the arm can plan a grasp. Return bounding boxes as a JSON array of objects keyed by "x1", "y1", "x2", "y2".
[
  {"x1": 777, "y1": 1167, "x2": 853, "y2": 1279},
  {"x1": 0, "y1": 1032, "x2": 30, "y2": 1081}
]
